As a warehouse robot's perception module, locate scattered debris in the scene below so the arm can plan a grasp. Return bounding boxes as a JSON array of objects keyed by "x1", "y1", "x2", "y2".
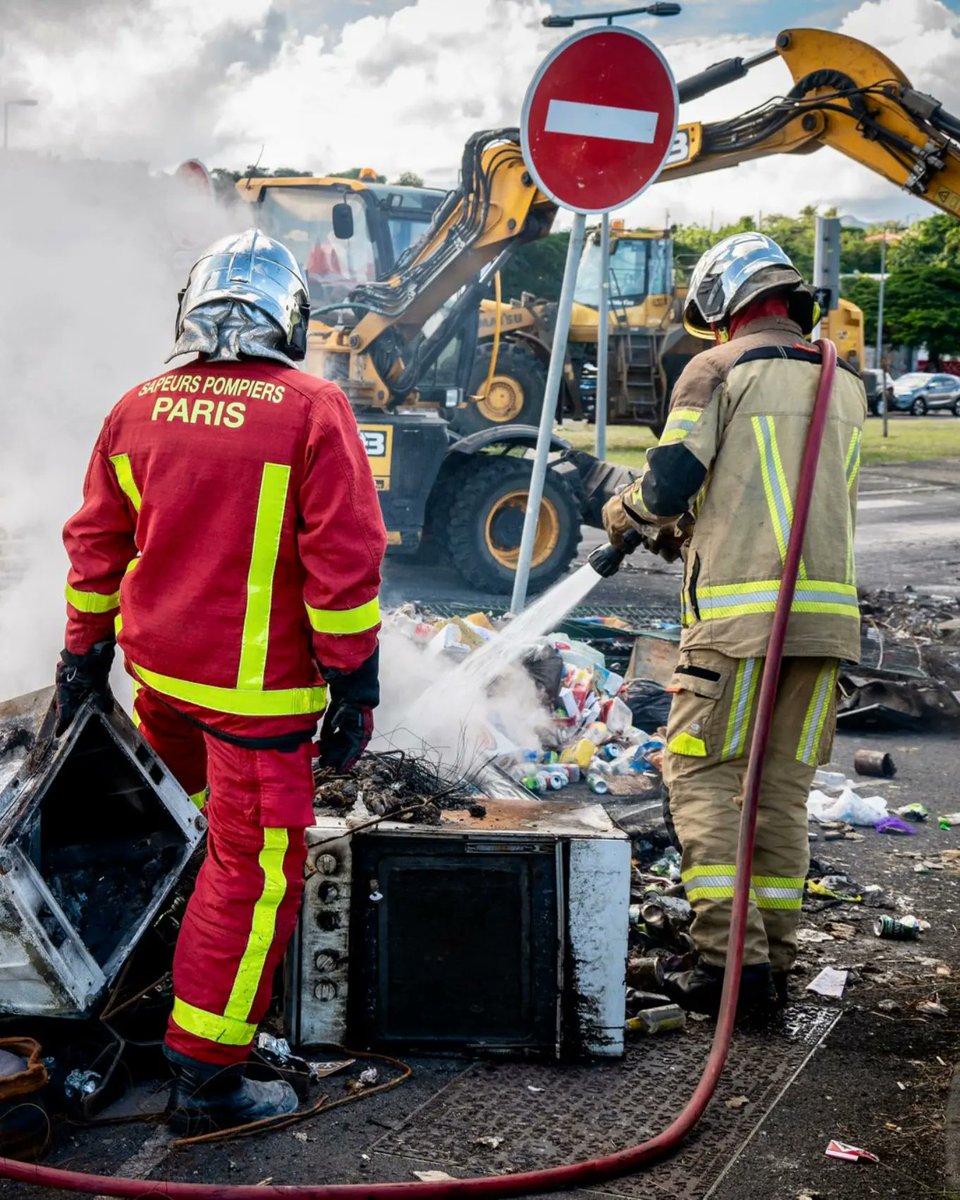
[
  {"x1": 895, "y1": 803, "x2": 928, "y2": 822},
  {"x1": 625, "y1": 1005, "x2": 686, "y2": 1035},
  {"x1": 917, "y1": 998, "x2": 949, "y2": 1018},
  {"x1": 873, "y1": 915, "x2": 921, "y2": 941},
  {"x1": 474, "y1": 1135, "x2": 505, "y2": 1150},
  {"x1": 806, "y1": 968, "x2": 848, "y2": 999},
  {"x1": 413, "y1": 1172, "x2": 457, "y2": 1183},
  {"x1": 853, "y1": 749, "x2": 896, "y2": 777},
  {"x1": 824, "y1": 1139, "x2": 879, "y2": 1163},
  {"x1": 724, "y1": 1095, "x2": 750, "y2": 1110}
]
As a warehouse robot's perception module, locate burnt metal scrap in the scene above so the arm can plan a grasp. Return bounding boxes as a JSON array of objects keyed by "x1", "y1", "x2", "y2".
[
  {"x1": 0, "y1": 686, "x2": 206, "y2": 1018},
  {"x1": 314, "y1": 748, "x2": 486, "y2": 824}
]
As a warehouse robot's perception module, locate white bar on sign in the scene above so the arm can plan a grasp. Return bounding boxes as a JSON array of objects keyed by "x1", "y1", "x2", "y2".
[{"x1": 545, "y1": 98, "x2": 658, "y2": 144}]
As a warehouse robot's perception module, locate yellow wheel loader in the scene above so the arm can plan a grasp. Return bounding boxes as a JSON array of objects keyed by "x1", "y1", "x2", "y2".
[{"x1": 234, "y1": 28, "x2": 960, "y2": 592}]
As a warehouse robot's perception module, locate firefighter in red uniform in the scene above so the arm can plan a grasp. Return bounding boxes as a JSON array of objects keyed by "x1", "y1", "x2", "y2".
[{"x1": 56, "y1": 230, "x2": 387, "y2": 1133}]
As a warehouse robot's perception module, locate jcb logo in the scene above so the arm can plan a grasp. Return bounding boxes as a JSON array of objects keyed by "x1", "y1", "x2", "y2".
[
  {"x1": 358, "y1": 423, "x2": 393, "y2": 492},
  {"x1": 361, "y1": 431, "x2": 387, "y2": 457}
]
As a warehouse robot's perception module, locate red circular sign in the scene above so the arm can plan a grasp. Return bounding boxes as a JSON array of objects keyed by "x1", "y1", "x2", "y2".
[{"x1": 521, "y1": 27, "x2": 678, "y2": 214}]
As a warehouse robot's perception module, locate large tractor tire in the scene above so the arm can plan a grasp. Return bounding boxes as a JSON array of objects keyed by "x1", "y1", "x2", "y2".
[
  {"x1": 452, "y1": 343, "x2": 549, "y2": 434},
  {"x1": 444, "y1": 457, "x2": 582, "y2": 594}
]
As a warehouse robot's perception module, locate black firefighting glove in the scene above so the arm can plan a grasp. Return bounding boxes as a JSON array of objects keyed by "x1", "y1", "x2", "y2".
[
  {"x1": 55, "y1": 640, "x2": 115, "y2": 736},
  {"x1": 317, "y1": 645, "x2": 380, "y2": 773}
]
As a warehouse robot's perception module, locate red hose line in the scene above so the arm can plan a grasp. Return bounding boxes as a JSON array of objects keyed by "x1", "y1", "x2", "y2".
[{"x1": 0, "y1": 342, "x2": 837, "y2": 1200}]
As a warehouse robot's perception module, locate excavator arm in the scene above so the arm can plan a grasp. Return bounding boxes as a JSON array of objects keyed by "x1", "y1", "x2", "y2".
[
  {"x1": 308, "y1": 129, "x2": 556, "y2": 405},
  {"x1": 666, "y1": 28, "x2": 960, "y2": 217}
]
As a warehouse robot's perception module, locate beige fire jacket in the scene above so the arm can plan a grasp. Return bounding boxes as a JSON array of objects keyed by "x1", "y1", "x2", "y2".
[{"x1": 623, "y1": 316, "x2": 867, "y2": 660}]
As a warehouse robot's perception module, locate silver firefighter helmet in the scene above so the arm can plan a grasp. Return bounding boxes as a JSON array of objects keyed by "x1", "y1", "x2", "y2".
[
  {"x1": 169, "y1": 229, "x2": 311, "y2": 364},
  {"x1": 683, "y1": 231, "x2": 808, "y2": 340}
]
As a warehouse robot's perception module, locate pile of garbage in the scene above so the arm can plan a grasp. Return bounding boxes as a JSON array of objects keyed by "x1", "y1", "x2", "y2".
[
  {"x1": 386, "y1": 605, "x2": 669, "y2": 798},
  {"x1": 844, "y1": 587, "x2": 960, "y2": 730}
]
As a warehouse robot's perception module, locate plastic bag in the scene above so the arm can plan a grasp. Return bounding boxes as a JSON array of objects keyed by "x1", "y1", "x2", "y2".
[{"x1": 807, "y1": 786, "x2": 887, "y2": 826}]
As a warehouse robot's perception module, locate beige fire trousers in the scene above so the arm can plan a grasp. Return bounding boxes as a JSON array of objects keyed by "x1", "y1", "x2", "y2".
[{"x1": 662, "y1": 648, "x2": 839, "y2": 972}]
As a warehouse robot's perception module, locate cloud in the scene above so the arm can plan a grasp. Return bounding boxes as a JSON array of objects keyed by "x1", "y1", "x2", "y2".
[{"x1": 2, "y1": 0, "x2": 959, "y2": 221}]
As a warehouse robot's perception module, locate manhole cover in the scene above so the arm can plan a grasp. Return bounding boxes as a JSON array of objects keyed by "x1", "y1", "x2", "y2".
[{"x1": 373, "y1": 1004, "x2": 839, "y2": 1199}]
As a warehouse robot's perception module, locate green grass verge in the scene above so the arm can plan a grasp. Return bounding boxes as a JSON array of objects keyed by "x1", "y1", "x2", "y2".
[{"x1": 558, "y1": 417, "x2": 960, "y2": 468}]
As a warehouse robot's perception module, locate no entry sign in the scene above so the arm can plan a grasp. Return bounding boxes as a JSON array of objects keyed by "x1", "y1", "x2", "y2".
[{"x1": 520, "y1": 26, "x2": 678, "y2": 214}]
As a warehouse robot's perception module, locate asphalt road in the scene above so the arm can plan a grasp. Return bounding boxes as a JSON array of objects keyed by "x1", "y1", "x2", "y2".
[{"x1": 381, "y1": 458, "x2": 960, "y2": 612}]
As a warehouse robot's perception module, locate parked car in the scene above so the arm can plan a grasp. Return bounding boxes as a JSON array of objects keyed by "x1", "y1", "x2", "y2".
[
  {"x1": 861, "y1": 368, "x2": 895, "y2": 416},
  {"x1": 889, "y1": 372, "x2": 960, "y2": 416}
]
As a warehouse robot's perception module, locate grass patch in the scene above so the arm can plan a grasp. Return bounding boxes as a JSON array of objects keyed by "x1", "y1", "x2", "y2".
[{"x1": 558, "y1": 417, "x2": 960, "y2": 468}]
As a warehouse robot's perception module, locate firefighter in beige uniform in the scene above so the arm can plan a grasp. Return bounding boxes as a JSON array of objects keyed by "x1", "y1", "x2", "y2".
[{"x1": 604, "y1": 233, "x2": 866, "y2": 1013}]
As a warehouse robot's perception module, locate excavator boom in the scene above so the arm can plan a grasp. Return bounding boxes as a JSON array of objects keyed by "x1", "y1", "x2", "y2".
[{"x1": 666, "y1": 28, "x2": 960, "y2": 218}]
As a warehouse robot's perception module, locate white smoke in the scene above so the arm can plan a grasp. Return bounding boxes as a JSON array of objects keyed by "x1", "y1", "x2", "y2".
[
  {"x1": 373, "y1": 621, "x2": 552, "y2": 777},
  {"x1": 0, "y1": 157, "x2": 238, "y2": 698}
]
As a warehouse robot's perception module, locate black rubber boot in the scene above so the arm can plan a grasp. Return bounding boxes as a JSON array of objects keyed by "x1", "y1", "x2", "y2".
[
  {"x1": 164, "y1": 1046, "x2": 298, "y2": 1136},
  {"x1": 772, "y1": 970, "x2": 790, "y2": 1008},
  {"x1": 659, "y1": 961, "x2": 778, "y2": 1017}
]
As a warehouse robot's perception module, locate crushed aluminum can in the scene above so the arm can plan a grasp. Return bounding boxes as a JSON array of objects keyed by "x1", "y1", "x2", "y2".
[
  {"x1": 873, "y1": 915, "x2": 921, "y2": 941},
  {"x1": 586, "y1": 773, "x2": 609, "y2": 795},
  {"x1": 625, "y1": 1004, "x2": 686, "y2": 1035}
]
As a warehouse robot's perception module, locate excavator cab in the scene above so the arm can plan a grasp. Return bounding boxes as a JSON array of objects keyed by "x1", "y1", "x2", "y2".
[{"x1": 237, "y1": 176, "x2": 446, "y2": 310}]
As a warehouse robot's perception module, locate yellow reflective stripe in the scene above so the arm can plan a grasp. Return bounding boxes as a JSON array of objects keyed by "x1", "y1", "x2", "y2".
[
  {"x1": 752, "y1": 875, "x2": 805, "y2": 908},
  {"x1": 845, "y1": 428, "x2": 862, "y2": 491},
  {"x1": 797, "y1": 661, "x2": 838, "y2": 765},
  {"x1": 109, "y1": 453, "x2": 142, "y2": 512},
  {"x1": 189, "y1": 788, "x2": 207, "y2": 810},
  {"x1": 686, "y1": 885, "x2": 736, "y2": 900},
  {"x1": 306, "y1": 595, "x2": 381, "y2": 635},
  {"x1": 751, "y1": 415, "x2": 806, "y2": 577},
  {"x1": 237, "y1": 463, "x2": 290, "y2": 691},
  {"x1": 64, "y1": 583, "x2": 120, "y2": 613},
  {"x1": 225, "y1": 828, "x2": 289, "y2": 1023},
  {"x1": 754, "y1": 895, "x2": 803, "y2": 910},
  {"x1": 696, "y1": 579, "x2": 859, "y2": 621},
  {"x1": 751, "y1": 875, "x2": 805, "y2": 889},
  {"x1": 171, "y1": 997, "x2": 257, "y2": 1047},
  {"x1": 721, "y1": 656, "x2": 759, "y2": 761},
  {"x1": 667, "y1": 732, "x2": 707, "y2": 757},
  {"x1": 683, "y1": 864, "x2": 736, "y2": 881},
  {"x1": 130, "y1": 661, "x2": 326, "y2": 717},
  {"x1": 659, "y1": 407, "x2": 703, "y2": 447},
  {"x1": 131, "y1": 680, "x2": 142, "y2": 728}
]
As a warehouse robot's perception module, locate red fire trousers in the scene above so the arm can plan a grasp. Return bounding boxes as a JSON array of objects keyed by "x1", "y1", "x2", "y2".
[{"x1": 134, "y1": 687, "x2": 314, "y2": 1065}]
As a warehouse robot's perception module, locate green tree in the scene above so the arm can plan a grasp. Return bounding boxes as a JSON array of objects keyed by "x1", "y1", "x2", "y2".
[
  {"x1": 840, "y1": 273, "x2": 880, "y2": 343},
  {"x1": 882, "y1": 264, "x2": 960, "y2": 366},
  {"x1": 889, "y1": 214, "x2": 960, "y2": 269},
  {"x1": 499, "y1": 232, "x2": 570, "y2": 301},
  {"x1": 392, "y1": 170, "x2": 424, "y2": 187}
]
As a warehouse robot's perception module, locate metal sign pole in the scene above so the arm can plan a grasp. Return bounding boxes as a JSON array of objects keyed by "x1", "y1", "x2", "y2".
[
  {"x1": 595, "y1": 212, "x2": 611, "y2": 460},
  {"x1": 510, "y1": 211, "x2": 587, "y2": 614},
  {"x1": 878, "y1": 235, "x2": 889, "y2": 439}
]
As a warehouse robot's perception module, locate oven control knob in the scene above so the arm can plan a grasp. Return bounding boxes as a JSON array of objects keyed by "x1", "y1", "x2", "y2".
[
  {"x1": 314, "y1": 980, "x2": 338, "y2": 1001},
  {"x1": 315, "y1": 853, "x2": 338, "y2": 875},
  {"x1": 314, "y1": 950, "x2": 339, "y2": 972}
]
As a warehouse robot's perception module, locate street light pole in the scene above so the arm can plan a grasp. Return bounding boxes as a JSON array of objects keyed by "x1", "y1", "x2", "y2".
[
  {"x1": 877, "y1": 234, "x2": 888, "y2": 439},
  {"x1": 3, "y1": 98, "x2": 39, "y2": 151}
]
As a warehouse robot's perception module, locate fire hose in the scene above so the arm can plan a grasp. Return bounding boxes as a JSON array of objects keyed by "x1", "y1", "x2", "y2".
[{"x1": 0, "y1": 341, "x2": 838, "y2": 1199}]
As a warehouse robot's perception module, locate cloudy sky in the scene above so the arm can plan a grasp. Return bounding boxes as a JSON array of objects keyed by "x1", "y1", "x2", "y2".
[{"x1": 1, "y1": 0, "x2": 959, "y2": 225}]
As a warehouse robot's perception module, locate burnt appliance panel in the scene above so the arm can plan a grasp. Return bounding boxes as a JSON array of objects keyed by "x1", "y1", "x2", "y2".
[
  {"x1": 0, "y1": 687, "x2": 206, "y2": 1017},
  {"x1": 349, "y1": 835, "x2": 561, "y2": 1050},
  {"x1": 288, "y1": 799, "x2": 630, "y2": 1058}
]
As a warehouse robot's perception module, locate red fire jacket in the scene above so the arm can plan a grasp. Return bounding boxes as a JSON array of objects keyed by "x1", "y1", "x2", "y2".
[{"x1": 63, "y1": 358, "x2": 386, "y2": 736}]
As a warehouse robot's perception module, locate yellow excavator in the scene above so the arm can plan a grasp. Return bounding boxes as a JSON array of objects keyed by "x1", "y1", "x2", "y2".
[
  {"x1": 468, "y1": 222, "x2": 865, "y2": 434},
  {"x1": 235, "y1": 27, "x2": 960, "y2": 592}
]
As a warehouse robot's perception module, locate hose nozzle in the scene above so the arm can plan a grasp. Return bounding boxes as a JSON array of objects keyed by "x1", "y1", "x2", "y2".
[{"x1": 588, "y1": 528, "x2": 642, "y2": 578}]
